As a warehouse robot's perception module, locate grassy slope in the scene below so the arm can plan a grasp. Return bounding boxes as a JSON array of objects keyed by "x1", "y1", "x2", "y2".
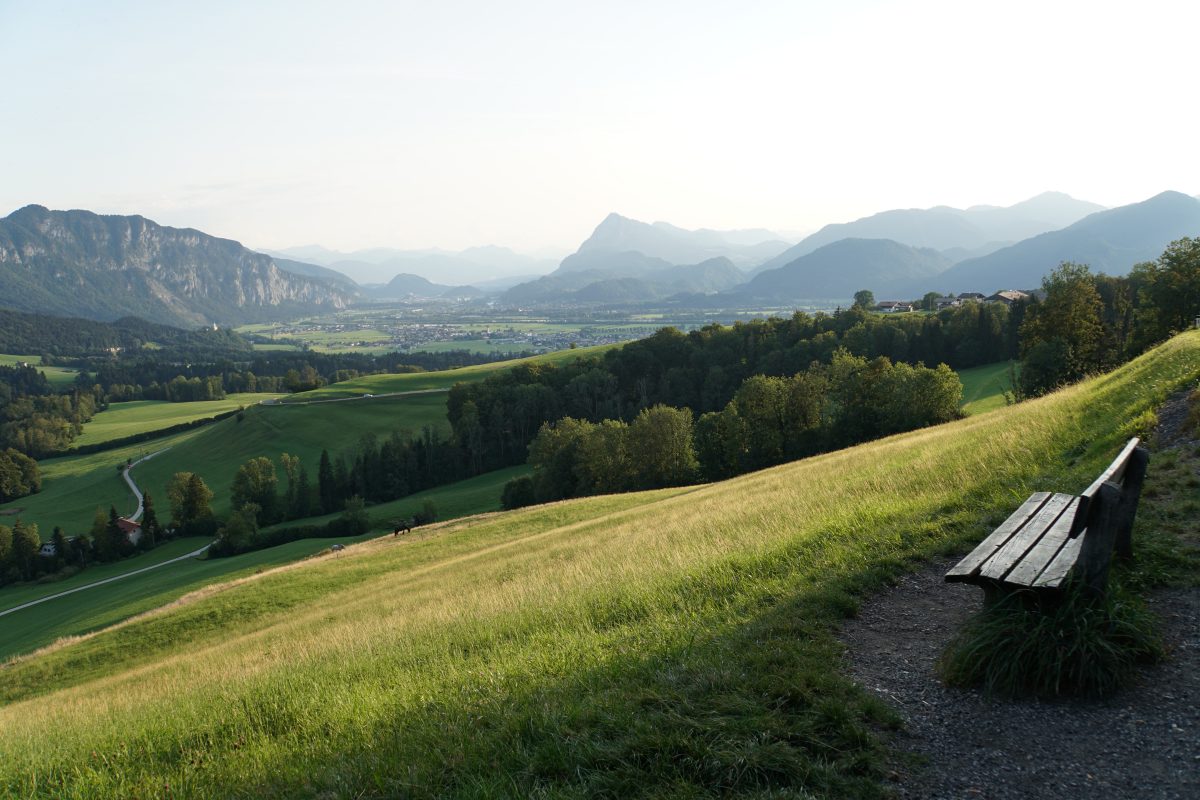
[
  {"x1": 0, "y1": 353, "x2": 79, "y2": 388},
  {"x1": 282, "y1": 344, "x2": 615, "y2": 401},
  {"x1": 0, "y1": 393, "x2": 452, "y2": 535},
  {"x1": 0, "y1": 466, "x2": 525, "y2": 661},
  {"x1": 958, "y1": 360, "x2": 1017, "y2": 415},
  {"x1": 72, "y1": 394, "x2": 285, "y2": 448},
  {"x1": 0, "y1": 332, "x2": 1196, "y2": 798}
]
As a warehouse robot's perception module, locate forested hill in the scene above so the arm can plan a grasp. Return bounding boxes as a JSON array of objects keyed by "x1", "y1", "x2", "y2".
[
  {"x1": 0, "y1": 205, "x2": 354, "y2": 327},
  {"x1": 0, "y1": 308, "x2": 253, "y2": 359}
]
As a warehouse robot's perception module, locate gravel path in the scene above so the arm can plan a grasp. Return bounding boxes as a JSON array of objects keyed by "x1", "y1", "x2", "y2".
[
  {"x1": 842, "y1": 390, "x2": 1200, "y2": 798},
  {"x1": 842, "y1": 561, "x2": 1198, "y2": 799}
]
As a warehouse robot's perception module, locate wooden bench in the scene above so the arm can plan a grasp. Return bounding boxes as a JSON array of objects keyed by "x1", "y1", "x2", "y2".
[{"x1": 946, "y1": 438, "x2": 1150, "y2": 602}]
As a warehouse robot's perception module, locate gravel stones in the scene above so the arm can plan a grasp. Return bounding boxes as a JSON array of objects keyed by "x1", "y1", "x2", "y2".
[{"x1": 841, "y1": 558, "x2": 1199, "y2": 799}]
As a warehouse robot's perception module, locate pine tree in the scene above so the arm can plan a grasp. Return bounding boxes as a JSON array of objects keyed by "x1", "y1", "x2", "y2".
[
  {"x1": 140, "y1": 492, "x2": 160, "y2": 550},
  {"x1": 318, "y1": 449, "x2": 335, "y2": 514}
]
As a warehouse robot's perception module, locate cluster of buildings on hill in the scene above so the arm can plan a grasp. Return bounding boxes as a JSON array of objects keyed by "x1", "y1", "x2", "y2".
[{"x1": 876, "y1": 290, "x2": 1033, "y2": 314}]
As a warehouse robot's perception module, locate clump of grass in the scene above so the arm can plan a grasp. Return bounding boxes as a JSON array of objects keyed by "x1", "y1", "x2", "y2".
[
  {"x1": 1186, "y1": 387, "x2": 1200, "y2": 435},
  {"x1": 938, "y1": 583, "x2": 1162, "y2": 699}
]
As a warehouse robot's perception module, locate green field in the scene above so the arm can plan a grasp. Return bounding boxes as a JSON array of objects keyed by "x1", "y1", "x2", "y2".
[
  {"x1": 958, "y1": 361, "x2": 1018, "y2": 415},
  {"x1": 0, "y1": 353, "x2": 80, "y2": 389},
  {"x1": 282, "y1": 343, "x2": 616, "y2": 401},
  {"x1": 405, "y1": 339, "x2": 535, "y2": 356},
  {"x1": 72, "y1": 394, "x2": 285, "y2": 448},
  {"x1": 0, "y1": 466, "x2": 525, "y2": 661},
  {"x1": 0, "y1": 332, "x2": 1194, "y2": 797},
  {"x1": 0, "y1": 392, "x2": 454, "y2": 536}
]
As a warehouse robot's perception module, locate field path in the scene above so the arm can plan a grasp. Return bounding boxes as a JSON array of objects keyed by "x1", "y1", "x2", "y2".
[
  {"x1": 123, "y1": 447, "x2": 171, "y2": 521},
  {"x1": 266, "y1": 387, "x2": 449, "y2": 406},
  {"x1": 0, "y1": 543, "x2": 210, "y2": 618},
  {"x1": 0, "y1": 445, "x2": 208, "y2": 619}
]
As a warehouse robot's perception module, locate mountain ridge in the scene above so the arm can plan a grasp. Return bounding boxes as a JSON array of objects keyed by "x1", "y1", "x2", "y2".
[{"x1": 0, "y1": 206, "x2": 353, "y2": 327}]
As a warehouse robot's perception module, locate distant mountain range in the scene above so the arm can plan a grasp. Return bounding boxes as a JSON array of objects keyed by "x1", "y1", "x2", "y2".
[
  {"x1": 504, "y1": 256, "x2": 745, "y2": 304},
  {"x1": 365, "y1": 273, "x2": 485, "y2": 301},
  {"x1": 752, "y1": 192, "x2": 1105, "y2": 275},
  {"x1": 937, "y1": 191, "x2": 1200, "y2": 292},
  {"x1": 4, "y1": 190, "x2": 1194, "y2": 326},
  {"x1": 266, "y1": 244, "x2": 558, "y2": 286},
  {"x1": 737, "y1": 239, "x2": 952, "y2": 301},
  {"x1": 0, "y1": 206, "x2": 353, "y2": 327},
  {"x1": 569, "y1": 213, "x2": 792, "y2": 268}
]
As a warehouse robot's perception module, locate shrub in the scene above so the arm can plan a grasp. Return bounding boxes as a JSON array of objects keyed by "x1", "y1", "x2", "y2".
[
  {"x1": 501, "y1": 475, "x2": 536, "y2": 510},
  {"x1": 938, "y1": 582, "x2": 1162, "y2": 698}
]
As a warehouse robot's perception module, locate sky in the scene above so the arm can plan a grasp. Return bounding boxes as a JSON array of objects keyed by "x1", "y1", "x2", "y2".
[{"x1": 1, "y1": 0, "x2": 1197, "y2": 255}]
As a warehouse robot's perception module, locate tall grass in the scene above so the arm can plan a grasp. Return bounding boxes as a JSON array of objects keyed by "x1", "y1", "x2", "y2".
[
  {"x1": 938, "y1": 583, "x2": 1163, "y2": 697},
  {"x1": 0, "y1": 331, "x2": 1195, "y2": 798}
]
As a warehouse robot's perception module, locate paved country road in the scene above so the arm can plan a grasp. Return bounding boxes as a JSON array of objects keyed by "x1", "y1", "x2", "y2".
[
  {"x1": 0, "y1": 543, "x2": 210, "y2": 618},
  {"x1": 0, "y1": 446, "x2": 210, "y2": 619}
]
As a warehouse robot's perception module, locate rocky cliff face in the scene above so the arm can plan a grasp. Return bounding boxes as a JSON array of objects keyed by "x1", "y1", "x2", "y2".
[{"x1": 0, "y1": 205, "x2": 354, "y2": 326}]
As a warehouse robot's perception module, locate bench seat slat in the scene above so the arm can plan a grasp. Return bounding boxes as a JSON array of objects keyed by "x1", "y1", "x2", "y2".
[
  {"x1": 1003, "y1": 496, "x2": 1081, "y2": 587},
  {"x1": 945, "y1": 492, "x2": 1053, "y2": 582},
  {"x1": 979, "y1": 493, "x2": 1076, "y2": 582},
  {"x1": 1033, "y1": 531, "x2": 1085, "y2": 588}
]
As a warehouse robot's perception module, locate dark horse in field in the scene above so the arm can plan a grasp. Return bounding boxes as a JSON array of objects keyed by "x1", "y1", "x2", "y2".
[{"x1": 393, "y1": 519, "x2": 413, "y2": 537}]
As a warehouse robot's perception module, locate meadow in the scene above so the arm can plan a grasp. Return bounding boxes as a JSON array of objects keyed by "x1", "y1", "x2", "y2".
[
  {"x1": 0, "y1": 466, "x2": 526, "y2": 661},
  {"x1": 71, "y1": 394, "x2": 285, "y2": 448},
  {"x1": 0, "y1": 332, "x2": 1194, "y2": 798},
  {"x1": 280, "y1": 343, "x2": 616, "y2": 400},
  {"x1": 0, "y1": 353, "x2": 79, "y2": 389},
  {"x1": 0, "y1": 392, "x2": 453, "y2": 535},
  {"x1": 958, "y1": 360, "x2": 1017, "y2": 415}
]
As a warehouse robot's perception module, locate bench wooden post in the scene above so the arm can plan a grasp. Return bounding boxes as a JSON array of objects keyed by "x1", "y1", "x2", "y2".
[
  {"x1": 1077, "y1": 482, "x2": 1122, "y2": 596},
  {"x1": 1112, "y1": 445, "x2": 1149, "y2": 560}
]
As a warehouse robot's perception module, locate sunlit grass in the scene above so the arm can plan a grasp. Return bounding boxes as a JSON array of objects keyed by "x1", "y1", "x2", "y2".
[
  {"x1": 283, "y1": 343, "x2": 618, "y2": 400},
  {"x1": 0, "y1": 393, "x2": 453, "y2": 535},
  {"x1": 0, "y1": 332, "x2": 1195, "y2": 798},
  {"x1": 0, "y1": 466, "x2": 527, "y2": 660},
  {"x1": 958, "y1": 360, "x2": 1017, "y2": 415},
  {"x1": 72, "y1": 394, "x2": 285, "y2": 448}
]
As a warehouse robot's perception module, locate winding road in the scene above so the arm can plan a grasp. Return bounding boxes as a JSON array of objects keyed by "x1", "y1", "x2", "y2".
[{"x1": 0, "y1": 446, "x2": 210, "y2": 619}]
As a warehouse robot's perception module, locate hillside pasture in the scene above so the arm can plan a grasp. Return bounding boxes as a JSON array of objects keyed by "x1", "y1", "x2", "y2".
[
  {"x1": 0, "y1": 333, "x2": 1194, "y2": 797},
  {"x1": 281, "y1": 343, "x2": 617, "y2": 401},
  {"x1": 72, "y1": 394, "x2": 284, "y2": 449},
  {"x1": 958, "y1": 360, "x2": 1017, "y2": 415},
  {"x1": 0, "y1": 392, "x2": 453, "y2": 536},
  {"x1": 0, "y1": 353, "x2": 79, "y2": 389},
  {"x1": 0, "y1": 464, "x2": 524, "y2": 660}
]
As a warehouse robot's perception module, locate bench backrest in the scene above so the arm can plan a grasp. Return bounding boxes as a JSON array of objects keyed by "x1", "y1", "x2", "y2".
[
  {"x1": 1070, "y1": 437, "x2": 1145, "y2": 537},
  {"x1": 1072, "y1": 437, "x2": 1150, "y2": 592}
]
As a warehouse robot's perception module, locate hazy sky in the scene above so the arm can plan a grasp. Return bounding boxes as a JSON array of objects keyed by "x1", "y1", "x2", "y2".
[{"x1": 2, "y1": 0, "x2": 1197, "y2": 254}]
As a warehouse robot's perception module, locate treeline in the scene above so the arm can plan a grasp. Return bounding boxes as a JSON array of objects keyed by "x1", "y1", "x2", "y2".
[
  {"x1": 0, "y1": 309, "x2": 253, "y2": 360},
  {"x1": 1016, "y1": 240, "x2": 1200, "y2": 396},
  {"x1": 0, "y1": 448, "x2": 40, "y2": 503},
  {"x1": 207, "y1": 438, "x2": 448, "y2": 557},
  {"x1": 0, "y1": 391, "x2": 98, "y2": 458},
  {"x1": 0, "y1": 491, "x2": 173, "y2": 587},
  {"x1": 503, "y1": 353, "x2": 962, "y2": 508},
  {"x1": 81, "y1": 347, "x2": 534, "y2": 403},
  {"x1": 447, "y1": 303, "x2": 996, "y2": 476}
]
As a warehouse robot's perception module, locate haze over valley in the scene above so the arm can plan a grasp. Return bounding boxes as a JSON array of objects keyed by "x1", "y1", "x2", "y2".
[{"x1": 2, "y1": 3, "x2": 1199, "y2": 799}]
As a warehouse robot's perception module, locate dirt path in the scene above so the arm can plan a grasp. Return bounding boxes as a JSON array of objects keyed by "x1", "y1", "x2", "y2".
[
  {"x1": 842, "y1": 393, "x2": 1200, "y2": 798},
  {"x1": 842, "y1": 560, "x2": 1198, "y2": 799},
  {"x1": 265, "y1": 387, "x2": 449, "y2": 406}
]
